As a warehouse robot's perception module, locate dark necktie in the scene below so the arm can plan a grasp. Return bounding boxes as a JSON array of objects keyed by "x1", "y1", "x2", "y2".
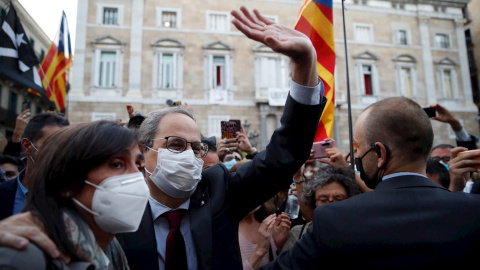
[{"x1": 164, "y1": 210, "x2": 188, "y2": 270}]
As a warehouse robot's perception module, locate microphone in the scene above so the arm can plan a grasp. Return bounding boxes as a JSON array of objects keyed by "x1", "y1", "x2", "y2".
[{"x1": 166, "y1": 99, "x2": 182, "y2": 106}]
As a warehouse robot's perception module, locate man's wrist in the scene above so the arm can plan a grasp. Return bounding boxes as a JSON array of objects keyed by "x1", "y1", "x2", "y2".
[{"x1": 247, "y1": 147, "x2": 257, "y2": 155}]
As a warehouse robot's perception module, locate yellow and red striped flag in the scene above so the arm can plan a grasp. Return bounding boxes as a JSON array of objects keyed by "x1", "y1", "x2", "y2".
[
  {"x1": 294, "y1": 0, "x2": 335, "y2": 142},
  {"x1": 38, "y1": 11, "x2": 73, "y2": 113}
]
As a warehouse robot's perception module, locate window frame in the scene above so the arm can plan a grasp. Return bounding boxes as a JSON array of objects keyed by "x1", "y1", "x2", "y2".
[
  {"x1": 206, "y1": 11, "x2": 230, "y2": 32},
  {"x1": 353, "y1": 23, "x2": 374, "y2": 43},
  {"x1": 395, "y1": 64, "x2": 417, "y2": 98},
  {"x1": 434, "y1": 32, "x2": 451, "y2": 49},
  {"x1": 156, "y1": 7, "x2": 181, "y2": 29},
  {"x1": 355, "y1": 62, "x2": 379, "y2": 98},
  {"x1": 96, "y1": 4, "x2": 124, "y2": 26},
  {"x1": 436, "y1": 67, "x2": 459, "y2": 99},
  {"x1": 393, "y1": 28, "x2": 411, "y2": 46}
]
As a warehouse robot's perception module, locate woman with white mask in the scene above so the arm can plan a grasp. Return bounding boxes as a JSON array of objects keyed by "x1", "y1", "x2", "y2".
[{"x1": 0, "y1": 120, "x2": 149, "y2": 269}]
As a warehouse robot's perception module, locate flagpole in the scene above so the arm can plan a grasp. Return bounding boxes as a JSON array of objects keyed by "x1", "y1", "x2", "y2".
[
  {"x1": 38, "y1": 65, "x2": 60, "y2": 111},
  {"x1": 342, "y1": 0, "x2": 355, "y2": 169}
]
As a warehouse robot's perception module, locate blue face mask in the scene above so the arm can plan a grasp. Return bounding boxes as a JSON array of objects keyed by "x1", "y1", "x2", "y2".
[{"x1": 224, "y1": 159, "x2": 237, "y2": 171}]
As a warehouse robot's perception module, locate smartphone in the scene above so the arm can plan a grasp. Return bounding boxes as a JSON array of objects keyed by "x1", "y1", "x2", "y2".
[
  {"x1": 21, "y1": 99, "x2": 31, "y2": 112},
  {"x1": 221, "y1": 121, "x2": 237, "y2": 139},
  {"x1": 229, "y1": 119, "x2": 241, "y2": 133},
  {"x1": 423, "y1": 107, "x2": 436, "y2": 118},
  {"x1": 457, "y1": 150, "x2": 480, "y2": 169},
  {"x1": 309, "y1": 140, "x2": 332, "y2": 159}
]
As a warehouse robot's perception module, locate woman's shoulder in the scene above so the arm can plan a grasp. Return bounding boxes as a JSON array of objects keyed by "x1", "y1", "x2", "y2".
[{"x1": 0, "y1": 243, "x2": 47, "y2": 269}]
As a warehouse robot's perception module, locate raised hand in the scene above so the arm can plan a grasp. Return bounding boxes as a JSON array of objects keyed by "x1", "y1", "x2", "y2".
[{"x1": 231, "y1": 6, "x2": 317, "y2": 87}]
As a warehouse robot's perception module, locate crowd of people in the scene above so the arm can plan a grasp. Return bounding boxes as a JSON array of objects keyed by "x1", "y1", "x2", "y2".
[{"x1": 1, "y1": 5, "x2": 480, "y2": 270}]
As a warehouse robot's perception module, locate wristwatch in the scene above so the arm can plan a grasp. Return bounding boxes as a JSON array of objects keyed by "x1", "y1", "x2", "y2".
[{"x1": 245, "y1": 147, "x2": 258, "y2": 159}]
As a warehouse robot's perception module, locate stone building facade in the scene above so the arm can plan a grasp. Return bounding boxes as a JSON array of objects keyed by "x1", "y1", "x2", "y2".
[{"x1": 69, "y1": 0, "x2": 476, "y2": 153}]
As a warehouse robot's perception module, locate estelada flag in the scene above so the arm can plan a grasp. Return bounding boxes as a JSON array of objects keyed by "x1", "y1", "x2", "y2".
[
  {"x1": 38, "y1": 11, "x2": 73, "y2": 113},
  {"x1": 294, "y1": 0, "x2": 335, "y2": 142},
  {"x1": 0, "y1": 4, "x2": 46, "y2": 97}
]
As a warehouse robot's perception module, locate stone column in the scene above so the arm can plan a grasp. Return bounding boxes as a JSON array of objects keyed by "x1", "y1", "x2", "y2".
[
  {"x1": 418, "y1": 16, "x2": 436, "y2": 103},
  {"x1": 127, "y1": 0, "x2": 144, "y2": 98}
]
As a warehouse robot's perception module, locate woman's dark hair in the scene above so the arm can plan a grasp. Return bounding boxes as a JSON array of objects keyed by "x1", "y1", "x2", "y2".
[{"x1": 25, "y1": 120, "x2": 138, "y2": 256}]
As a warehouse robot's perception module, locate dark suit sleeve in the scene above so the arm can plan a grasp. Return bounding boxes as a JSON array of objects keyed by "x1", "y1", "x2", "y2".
[
  {"x1": 456, "y1": 134, "x2": 477, "y2": 150},
  {"x1": 259, "y1": 225, "x2": 321, "y2": 270},
  {"x1": 226, "y1": 94, "x2": 327, "y2": 220}
]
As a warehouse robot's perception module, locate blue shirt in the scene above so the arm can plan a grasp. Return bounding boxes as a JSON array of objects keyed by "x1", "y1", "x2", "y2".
[
  {"x1": 13, "y1": 169, "x2": 27, "y2": 215},
  {"x1": 383, "y1": 172, "x2": 430, "y2": 181},
  {"x1": 148, "y1": 196, "x2": 197, "y2": 270}
]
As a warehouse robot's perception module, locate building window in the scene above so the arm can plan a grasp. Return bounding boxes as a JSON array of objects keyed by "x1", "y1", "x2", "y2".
[
  {"x1": 8, "y1": 91, "x2": 17, "y2": 112},
  {"x1": 207, "y1": 11, "x2": 229, "y2": 32},
  {"x1": 203, "y1": 41, "x2": 233, "y2": 103},
  {"x1": 256, "y1": 56, "x2": 290, "y2": 89},
  {"x1": 156, "y1": 8, "x2": 181, "y2": 28},
  {"x1": 97, "y1": 4, "x2": 124, "y2": 26},
  {"x1": 435, "y1": 33, "x2": 450, "y2": 49},
  {"x1": 103, "y1": 7, "x2": 118, "y2": 25},
  {"x1": 212, "y1": 56, "x2": 226, "y2": 89},
  {"x1": 465, "y1": 28, "x2": 473, "y2": 46},
  {"x1": 362, "y1": 65, "x2": 373, "y2": 95},
  {"x1": 394, "y1": 29, "x2": 409, "y2": 45},
  {"x1": 399, "y1": 67, "x2": 413, "y2": 97},
  {"x1": 436, "y1": 67, "x2": 458, "y2": 100},
  {"x1": 156, "y1": 53, "x2": 175, "y2": 89},
  {"x1": 354, "y1": 23, "x2": 373, "y2": 43},
  {"x1": 442, "y1": 69, "x2": 453, "y2": 99},
  {"x1": 98, "y1": 52, "x2": 117, "y2": 87},
  {"x1": 162, "y1": 11, "x2": 176, "y2": 28}
]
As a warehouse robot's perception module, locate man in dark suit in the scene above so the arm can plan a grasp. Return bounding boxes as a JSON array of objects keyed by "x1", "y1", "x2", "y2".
[
  {"x1": 0, "y1": 113, "x2": 69, "y2": 220},
  {"x1": 261, "y1": 97, "x2": 480, "y2": 269},
  {"x1": 115, "y1": 6, "x2": 325, "y2": 270}
]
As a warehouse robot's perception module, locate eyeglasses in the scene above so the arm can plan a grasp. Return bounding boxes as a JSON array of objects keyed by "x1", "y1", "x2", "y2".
[
  {"x1": 152, "y1": 136, "x2": 208, "y2": 158},
  {"x1": 430, "y1": 156, "x2": 450, "y2": 163}
]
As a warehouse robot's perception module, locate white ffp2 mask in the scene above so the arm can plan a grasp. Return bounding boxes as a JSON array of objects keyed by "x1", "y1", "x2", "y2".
[
  {"x1": 73, "y1": 172, "x2": 149, "y2": 234},
  {"x1": 145, "y1": 148, "x2": 203, "y2": 199}
]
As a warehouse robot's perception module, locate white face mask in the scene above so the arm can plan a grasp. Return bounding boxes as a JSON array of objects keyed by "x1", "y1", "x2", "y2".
[
  {"x1": 144, "y1": 148, "x2": 203, "y2": 199},
  {"x1": 73, "y1": 172, "x2": 149, "y2": 234}
]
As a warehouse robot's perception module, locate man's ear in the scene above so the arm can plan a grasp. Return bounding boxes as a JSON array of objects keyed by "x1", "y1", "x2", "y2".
[
  {"x1": 375, "y1": 142, "x2": 389, "y2": 167},
  {"x1": 21, "y1": 138, "x2": 32, "y2": 156}
]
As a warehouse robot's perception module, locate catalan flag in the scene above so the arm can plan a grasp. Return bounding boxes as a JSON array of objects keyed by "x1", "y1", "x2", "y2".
[
  {"x1": 38, "y1": 11, "x2": 73, "y2": 113},
  {"x1": 294, "y1": 0, "x2": 335, "y2": 142}
]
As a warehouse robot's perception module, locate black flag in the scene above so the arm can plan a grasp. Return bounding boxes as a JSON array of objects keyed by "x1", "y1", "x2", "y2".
[{"x1": 0, "y1": 4, "x2": 46, "y2": 97}]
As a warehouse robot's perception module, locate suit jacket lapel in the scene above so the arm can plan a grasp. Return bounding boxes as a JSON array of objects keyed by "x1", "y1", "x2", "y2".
[
  {"x1": 117, "y1": 203, "x2": 158, "y2": 270},
  {"x1": 189, "y1": 184, "x2": 212, "y2": 270}
]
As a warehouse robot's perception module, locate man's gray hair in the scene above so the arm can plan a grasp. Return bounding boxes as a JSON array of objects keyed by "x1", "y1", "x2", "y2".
[{"x1": 139, "y1": 106, "x2": 196, "y2": 148}]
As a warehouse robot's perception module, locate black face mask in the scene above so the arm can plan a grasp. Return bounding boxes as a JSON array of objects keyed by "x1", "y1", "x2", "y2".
[{"x1": 354, "y1": 142, "x2": 390, "y2": 189}]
